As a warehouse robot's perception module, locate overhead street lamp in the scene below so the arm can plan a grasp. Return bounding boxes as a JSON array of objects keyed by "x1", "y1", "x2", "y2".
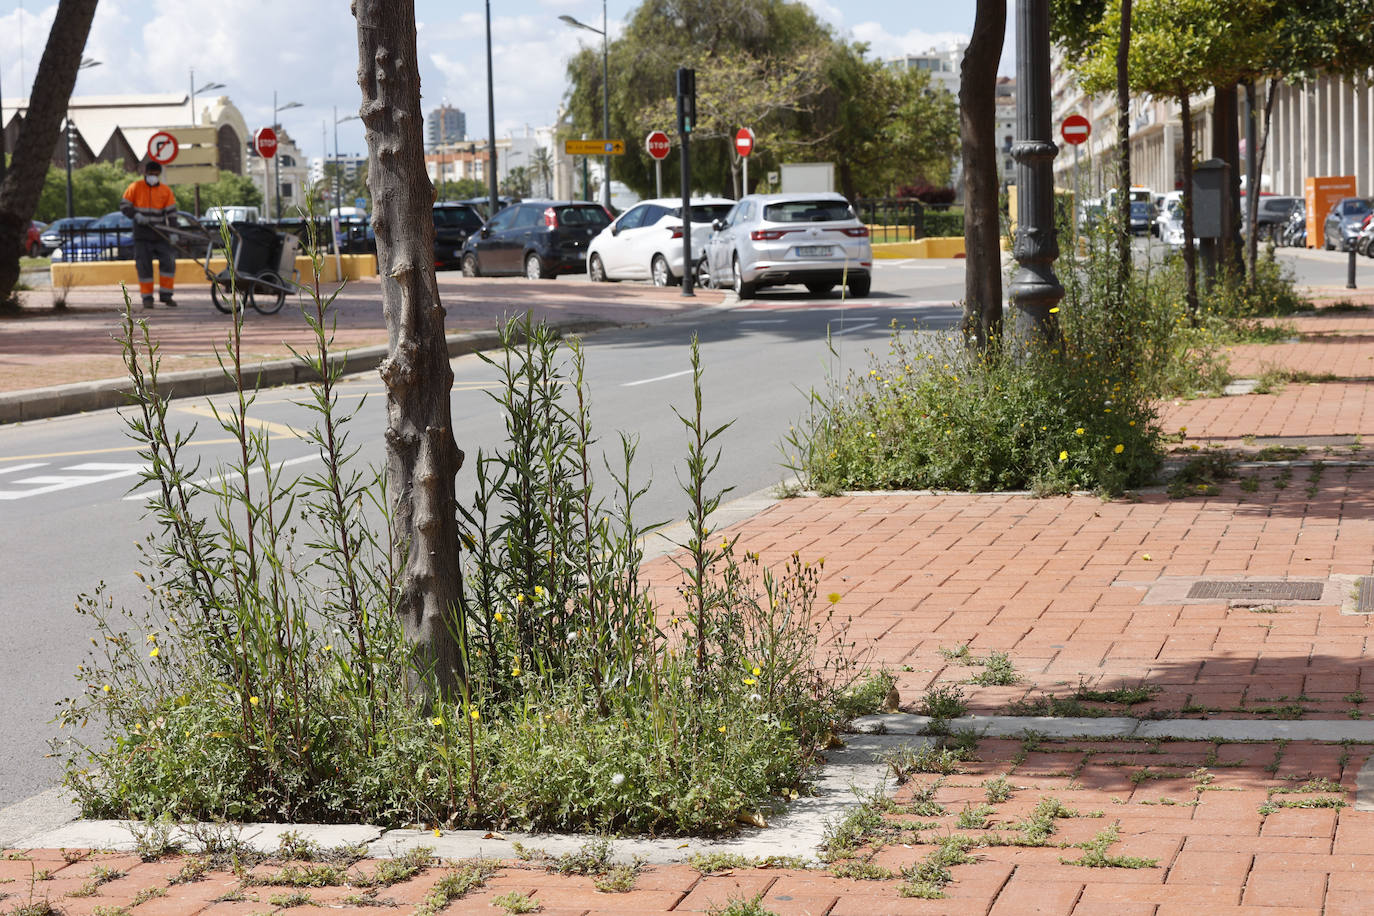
[
  {"x1": 65, "y1": 58, "x2": 101, "y2": 221},
  {"x1": 189, "y1": 70, "x2": 225, "y2": 127},
  {"x1": 332, "y1": 108, "x2": 361, "y2": 278},
  {"x1": 559, "y1": 2, "x2": 612, "y2": 210},
  {"x1": 272, "y1": 91, "x2": 304, "y2": 220}
]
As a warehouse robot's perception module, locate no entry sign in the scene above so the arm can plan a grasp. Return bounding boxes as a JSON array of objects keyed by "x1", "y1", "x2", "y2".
[
  {"x1": 1061, "y1": 114, "x2": 1091, "y2": 146},
  {"x1": 645, "y1": 130, "x2": 671, "y2": 161},
  {"x1": 254, "y1": 127, "x2": 279, "y2": 159},
  {"x1": 735, "y1": 127, "x2": 755, "y2": 158},
  {"x1": 146, "y1": 131, "x2": 179, "y2": 164}
]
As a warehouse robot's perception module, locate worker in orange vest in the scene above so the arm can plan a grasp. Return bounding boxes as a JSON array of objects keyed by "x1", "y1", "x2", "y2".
[{"x1": 120, "y1": 160, "x2": 178, "y2": 308}]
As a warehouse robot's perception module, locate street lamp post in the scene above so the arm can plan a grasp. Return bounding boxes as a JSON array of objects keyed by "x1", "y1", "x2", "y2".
[
  {"x1": 65, "y1": 58, "x2": 101, "y2": 221},
  {"x1": 333, "y1": 108, "x2": 361, "y2": 278},
  {"x1": 189, "y1": 70, "x2": 225, "y2": 127},
  {"x1": 485, "y1": 0, "x2": 498, "y2": 218},
  {"x1": 559, "y1": 2, "x2": 612, "y2": 210},
  {"x1": 1007, "y1": 0, "x2": 1063, "y2": 350},
  {"x1": 272, "y1": 91, "x2": 304, "y2": 220}
]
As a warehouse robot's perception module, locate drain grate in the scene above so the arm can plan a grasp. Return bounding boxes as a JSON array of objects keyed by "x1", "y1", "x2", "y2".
[
  {"x1": 1187, "y1": 580, "x2": 1324, "y2": 601},
  {"x1": 1360, "y1": 578, "x2": 1374, "y2": 613}
]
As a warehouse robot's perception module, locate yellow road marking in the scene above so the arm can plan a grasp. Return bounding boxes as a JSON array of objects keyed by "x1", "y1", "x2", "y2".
[
  {"x1": 176, "y1": 403, "x2": 304, "y2": 440},
  {"x1": 0, "y1": 437, "x2": 245, "y2": 462}
]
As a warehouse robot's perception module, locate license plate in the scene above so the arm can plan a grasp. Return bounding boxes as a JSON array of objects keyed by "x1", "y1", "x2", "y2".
[
  {"x1": 796, "y1": 245, "x2": 833, "y2": 257},
  {"x1": 455, "y1": 249, "x2": 463, "y2": 256}
]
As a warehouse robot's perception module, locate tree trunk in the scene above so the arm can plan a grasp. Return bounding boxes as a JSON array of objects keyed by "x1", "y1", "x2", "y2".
[
  {"x1": 1211, "y1": 81, "x2": 1241, "y2": 277},
  {"x1": 1114, "y1": 0, "x2": 1132, "y2": 287},
  {"x1": 1180, "y1": 90, "x2": 1199, "y2": 321},
  {"x1": 959, "y1": 0, "x2": 1006, "y2": 351},
  {"x1": 0, "y1": 0, "x2": 99, "y2": 302},
  {"x1": 1246, "y1": 78, "x2": 1279, "y2": 281},
  {"x1": 353, "y1": 0, "x2": 465, "y2": 702}
]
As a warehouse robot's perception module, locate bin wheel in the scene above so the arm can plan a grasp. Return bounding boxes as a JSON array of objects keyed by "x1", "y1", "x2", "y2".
[
  {"x1": 211, "y1": 279, "x2": 249, "y2": 314},
  {"x1": 251, "y1": 272, "x2": 287, "y2": 315}
]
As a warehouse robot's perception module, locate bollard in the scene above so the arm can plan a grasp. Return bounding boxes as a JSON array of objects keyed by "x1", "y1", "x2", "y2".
[{"x1": 1349, "y1": 242, "x2": 1358, "y2": 290}]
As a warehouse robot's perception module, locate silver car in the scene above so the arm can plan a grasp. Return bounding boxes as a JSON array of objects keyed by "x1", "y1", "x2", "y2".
[{"x1": 701, "y1": 193, "x2": 873, "y2": 298}]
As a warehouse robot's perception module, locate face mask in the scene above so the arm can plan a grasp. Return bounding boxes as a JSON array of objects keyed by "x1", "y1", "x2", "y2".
[{"x1": 145, "y1": 175, "x2": 161, "y2": 186}]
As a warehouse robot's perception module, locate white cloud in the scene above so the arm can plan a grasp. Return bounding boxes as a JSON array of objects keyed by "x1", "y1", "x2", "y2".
[{"x1": 848, "y1": 23, "x2": 970, "y2": 60}]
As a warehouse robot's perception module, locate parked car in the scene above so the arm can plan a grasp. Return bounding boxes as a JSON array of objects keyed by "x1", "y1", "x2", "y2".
[
  {"x1": 1105, "y1": 186, "x2": 1154, "y2": 234},
  {"x1": 459, "y1": 195, "x2": 518, "y2": 220},
  {"x1": 1248, "y1": 195, "x2": 1302, "y2": 243},
  {"x1": 52, "y1": 210, "x2": 204, "y2": 262},
  {"x1": 201, "y1": 205, "x2": 260, "y2": 227},
  {"x1": 700, "y1": 193, "x2": 872, "y2": 298},
  {"x1": 1323, "y1": 197, "x2": 1373, "y2": 251},
  {"x1": 36, "y1": 216, "x2": 95, "y2": 257},
  {"x1": 1356, "y1": 213, "x2": 1374, "y2": 258},
  {"x1": 433, "y1": 202, "x2": 485, "y2": 270},
  {"x1": 460, "y1": 200, "x2": 612, "y2": 279},
  {"x1": 586, "y1": 196, "x2": 734, "y2": 286},
  {"x1": 1152, "y1": 191, "x2": 1182, "y2": 239}
]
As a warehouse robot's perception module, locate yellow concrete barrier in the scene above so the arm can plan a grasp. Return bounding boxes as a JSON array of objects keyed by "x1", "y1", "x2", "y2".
[
  {"x1": 51, "y1": 254, "x2": 378, "y2": 288},
  {"x1": 872, "y1": 237, "x2": 966, "y2": 259}
]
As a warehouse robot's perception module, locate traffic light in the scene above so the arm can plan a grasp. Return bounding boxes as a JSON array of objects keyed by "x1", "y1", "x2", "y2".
[{"x1": 676, "y1": 68, "x2": 696, "y2": 135}]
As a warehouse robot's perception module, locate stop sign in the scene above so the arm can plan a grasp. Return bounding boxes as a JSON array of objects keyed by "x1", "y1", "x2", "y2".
[
  {"x1": 254, "y1": 127, "x2": 279, "y2": 159},
  {"x1": 1061, "y1": 114, "x2": 1091, "y2": 146},
  {"x1": 735, "y1": 127, "x2": 755, "y2": 158},
  {"x1": 645, "y1": 130, "x2": 671, "y2": 161}
]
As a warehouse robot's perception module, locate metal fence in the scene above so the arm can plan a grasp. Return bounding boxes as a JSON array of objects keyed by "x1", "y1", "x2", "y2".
[
  {"x1": 852, "y1": 198, "x2": 964, "y2": 243},
  {"x1": 52, "y1": 226, "x2": 136, "y2": 263}
]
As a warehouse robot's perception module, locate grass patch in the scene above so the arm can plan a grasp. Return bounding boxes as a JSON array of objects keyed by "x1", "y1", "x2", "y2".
[
  {"x1": 1073, "y1": 683, "x2": 1161, "y2": 706},
  {"x1": 708, "y1": 894, "x2": 778, "y2": 916},
  {"x1": 956, "y1": 803, "x2": 994, "y2": 829},
  {"x1": 983, "y1": 776, "x2": 1013, "y2": 803},
  {"x1": 830, "y1": 861, "x2": 895, "y2": 880},
  {"x1": 921, "y1": 685, "x2": 968, "y2": 719},
  {"x1": 1254, "y1": 445, "x2": 1308, "y2": 462},
  {"x1": 1060, "y1": 825, "x2": 1158, "y2": 869},
  {"x1": 492, "y1": 891, "x2": 541, "y2": 913},
  {"x1": 1252, "y1": 367, "x2": 1340, "y2": 395},
  {"x1": 414, "y1": 860, "x2": 499, "y2": 915},
  {"x1": 1167, "y1": 450, "x2": 1237, "y2": 498},
  {"x1": 888, "y1": 744, "x2": 971, "y2": 781},
  {"x1": 969, "y1": 651, "x2": 1019, "y2": 686}
]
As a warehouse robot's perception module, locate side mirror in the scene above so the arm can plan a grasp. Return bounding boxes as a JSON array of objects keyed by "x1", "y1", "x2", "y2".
[
  {"x1": 712, "y1": 219, "x2": 726, "y2": 232},
  {"x1": 480, "y1": 227, "x2": 491, "y2": 238},
  {"x1": 611, "y1": 223, "x2": 621, "y2": 236}
]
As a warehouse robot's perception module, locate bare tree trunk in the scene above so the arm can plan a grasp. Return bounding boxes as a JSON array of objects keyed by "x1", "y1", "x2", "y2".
[
  {"x1": 1212, "y1": 81, "x2": 1241, "y2": 277},
  {"x1": 0, "y1": 0, "x2": 99, "y2": 301},
  {"x1": 1180, "y1": 90, "x2": 1199, "y2": 321},
  {"x1": 959, "y1": 0, "x2": 1006, "y2": 351},
  {"x1": 1245, "y1": 78, "x2": 1279, "y2": 281},
  {"x1": 353, "y1": 0, "x2": 465, "y2": 702},
  {"x1": 1114, "y1": 0, "x2": 1132, "y2": 268}
]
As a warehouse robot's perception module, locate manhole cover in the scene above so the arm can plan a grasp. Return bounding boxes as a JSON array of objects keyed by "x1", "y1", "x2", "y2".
[{"x1": 1187, "y1": 580, "x2": 1324, "y2": 601}]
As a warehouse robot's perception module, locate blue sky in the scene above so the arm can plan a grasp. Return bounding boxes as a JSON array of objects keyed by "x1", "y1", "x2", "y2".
[{"x1": 0, "y1": 1, "x2": 1012, "y2": 162}]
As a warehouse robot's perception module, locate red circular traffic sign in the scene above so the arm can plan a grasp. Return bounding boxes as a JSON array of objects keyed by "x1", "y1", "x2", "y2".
[
  {"x1": 147, "y1": 130, "x2": 179, "y2": 164},
  {"x1": 734, "y1": 127, "x2": 755, "y2": 158},
  {"x1": 254, "y1": 127, "x2": 279, "y2": 159},
  {"x1": 1061, "y1": 114, "x2": 1091, "y2": 146},
  {"x1": 645, "y1": 130, "x2": 671, "y2": 161}
]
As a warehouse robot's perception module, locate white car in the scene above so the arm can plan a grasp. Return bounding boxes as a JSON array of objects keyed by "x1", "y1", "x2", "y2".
[{"x1": 587, "y1": 197, "x2": 735, "y2": 286}]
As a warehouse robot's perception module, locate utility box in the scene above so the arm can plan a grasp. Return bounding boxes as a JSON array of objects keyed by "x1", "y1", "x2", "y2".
[
  {"x1": 780, "y1": 162, "x2": 835, "y2": 194},
  {"x1": 1191, "y1": 159, "x2": 1229, "y2": 239}
]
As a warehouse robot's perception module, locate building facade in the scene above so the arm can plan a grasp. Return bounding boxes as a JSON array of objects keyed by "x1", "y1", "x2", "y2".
[
  {"x1": 427, "y1": 104, "x2": 466, "y2": 149},
  {"x1": 887, "y1": 45, "x2": 966, "y2": 98}
]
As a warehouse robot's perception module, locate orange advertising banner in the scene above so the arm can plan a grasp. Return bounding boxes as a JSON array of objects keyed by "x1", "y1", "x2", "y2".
[{"x1": 1305, "y1": 175, "x2": 1357, "y2": 248}]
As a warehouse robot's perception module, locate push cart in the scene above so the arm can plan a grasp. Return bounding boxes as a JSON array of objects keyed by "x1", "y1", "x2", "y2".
[{"x1": 204, "y1": 222, "x2": 300, "y2": 315}]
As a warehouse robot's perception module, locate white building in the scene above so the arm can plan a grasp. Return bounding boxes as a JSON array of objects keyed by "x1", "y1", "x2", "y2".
[{"x1": 888, "y1": 45, "x2": 966, "y2": 98}]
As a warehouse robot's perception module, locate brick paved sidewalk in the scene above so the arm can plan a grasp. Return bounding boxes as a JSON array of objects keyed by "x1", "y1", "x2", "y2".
[
  {"x1": 0, "y1": 276, "x2": 723, "y2": 394},
  {"x1": 12, "y1": 291, "x2": 1374, "y2": 915}
]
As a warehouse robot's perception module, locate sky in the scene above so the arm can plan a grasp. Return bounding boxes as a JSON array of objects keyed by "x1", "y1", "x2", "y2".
[{"x1": 0, "y1": 0, "x2": 1014, "y2": 163}]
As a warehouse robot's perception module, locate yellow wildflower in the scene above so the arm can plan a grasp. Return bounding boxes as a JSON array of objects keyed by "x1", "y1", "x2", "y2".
[
  {"x1": 1075, "y1": 428, "x2": 1084, "y2": 436},
  {"x1": 1059, "y1": 451, "x2": 1068, "y2": 461},
  {"x1": 752, "y1": 666, "x2": 762, "y2": 676},
  {"x1": 495, "y1": 611, "x2": 504, "y2": 622},
  {"x1": 1114, "y1": 444, "x2": 1124, "y2": 454},
  {"x1": 249, "y1": 695, "x2": 259, "y2": 706},
  {"x1": 827, "y1": 592, "x2": 841, "y2": 604},
  {"x1": 149, "y1": 647, "x2": 159, "y2": 658},
  {"x1": 470, "y1": 709, "x2": 480, "y2": 721}
]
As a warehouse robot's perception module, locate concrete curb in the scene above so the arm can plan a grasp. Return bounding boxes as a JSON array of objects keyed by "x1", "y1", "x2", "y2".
[{"x1": 0, "y1": 318, "x2": 620, "y2": 426}]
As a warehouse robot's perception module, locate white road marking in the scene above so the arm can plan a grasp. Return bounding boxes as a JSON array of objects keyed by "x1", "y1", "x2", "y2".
[
  {"x1": 123, "y1": 453, "x2": 322, "y2": 502},
  {"x1": 0, "y1": 463, "x2": 145, "y2": 501},
  {"x1": 739, "y1": 319, "x2": 787, "y2": 325},
  {"x1": 828, "y1": 319, "x2": 879, "y2": 336},
  {"x1": 0, "y1": 463, "x2": 46, "y2": 476},
  {"x1": 621, "y1": 369, "x2": 694, "y2": 388}
]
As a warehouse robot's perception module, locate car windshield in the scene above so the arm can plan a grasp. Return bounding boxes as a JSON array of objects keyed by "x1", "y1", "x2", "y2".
[
  {"x1": 91, "y1": 212, "x2": 132, "y2": 229},
  {"x1": 673, "y1": 204, "x2": 735, "y2": 223},
  {"x1": 762, "y1": 200, "x2": 855, "y2": 223},
  {"x1": 556, "y1": 206, "x2": 610, "y2": 228},
  {"x1": 435, "y1": 207, "x2": 483, "y2": 229},
  {"x1": 1347, "y1": 199, "x2": 1372, "y2": 216}
]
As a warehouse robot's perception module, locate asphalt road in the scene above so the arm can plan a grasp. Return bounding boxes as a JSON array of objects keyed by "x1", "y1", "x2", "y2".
[
  {"x1": 0, "y1": 246, "x2": 1357, "y2": 811},
  {"x1": 0, "y1": 259, "x2": 965, "y2": 810}
]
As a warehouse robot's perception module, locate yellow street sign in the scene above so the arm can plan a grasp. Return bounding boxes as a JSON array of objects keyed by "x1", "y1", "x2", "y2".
[
  {"x1": 564, "y1": 139, "x2": 625, "y2": 156},
  {"x1": 168, "y1": 126, "x2": 217, "y2": 146},
  {"x1": 162, "y1": 164, "x2": 219, "y2": 185}
]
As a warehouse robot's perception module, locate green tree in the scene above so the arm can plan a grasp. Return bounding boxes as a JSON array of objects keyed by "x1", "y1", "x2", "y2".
[
  {"x1": 563, "y1": 0, "x2": 835, "y2": 197},
  {"x1": 35, "y1": 161, "x2": 132, "y2": 222},
  {"x1": 529, "y1": 147, "x2": 554, "y2": 197},
  {"x1": 811, "y1": 44, "x2": 959, "y2": 199},
  {"x1": 437, "y1": 177, "x2": 486, "y2": 201},
  {"x1": 179, "y1": 170, "x2": 263, "y2": 212},
  {"x1": 500, "y1": 165, "x2": 532, "y2": 198}
]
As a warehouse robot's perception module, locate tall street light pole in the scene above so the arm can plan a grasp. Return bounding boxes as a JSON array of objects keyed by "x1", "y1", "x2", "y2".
[
  {"x1": 189, "y1": 70, "x2": 224, "y2": 127},
  {"x1": 273, "y1": 91, "x2": 304, "y2": 220},
  {"x1": 1008, "y1": 0, "x2": 1063, "y2": 350},
  {"x1": 334, "y1": 108, "x2": 360, "y2": 278},
  {"x1": 559, "y1": 3, "x2": 611, "y2": 210},
  {"x1": 65, "y1": 58, "x2": 101, "y2": 221},
  {"x1": 485, "y1": 0, "x2": 498, "y2": 218}
]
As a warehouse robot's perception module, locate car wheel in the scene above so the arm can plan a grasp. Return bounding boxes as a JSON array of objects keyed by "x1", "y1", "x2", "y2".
[
  {"x1": 695, "y1": 258, "x2": 712, "y2": 290},
  {"x1": 589, "y1": 253, "x2": 609, "y2": 282},
  {"x1": 250, "y1": 271, "x2": 287, "y2": 315},
  {"x1": 1325, "y1": 235, "x2": 1335, "y2": 251},
  {"x1": 525, "y1": 252, "x2": 552, "y2": 280},
  {"x1": 732, "y1": 255, "x2": 755, "y2": 300},
  {"x1": 462, "y1": 253, "x2": 481, "y2": 277},
  {"x1": 651, "y1": 254, "x2": 676, "y2": 287},
  {"x1": 847, "y1": 275, "x2": 872, "y2": 298},
  {"x1": 805, "y1": 281, "x2": 835, "y2": 296}
]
